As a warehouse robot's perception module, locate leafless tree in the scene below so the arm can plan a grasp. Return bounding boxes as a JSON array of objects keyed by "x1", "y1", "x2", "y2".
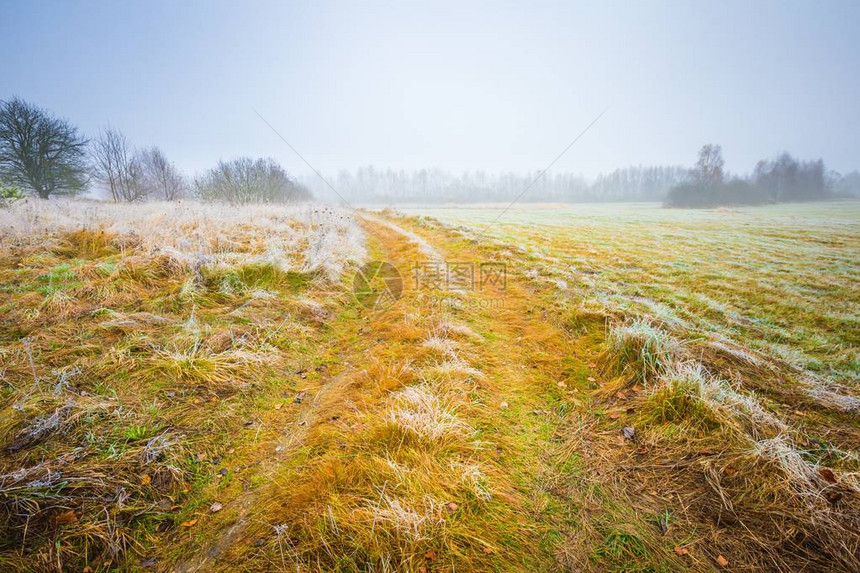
[
  {"x1": 0, "y1": 97, "x2": 88, "y2": 199},
  {"x1": 194, "y1": 157, "x2": 310, "y2": 205},
  {"x1": 138, "y1": 147, "x2": 186, "y2": 201},
  {"x1": 91, "y1": 128, "x2": 145, "y2": 202},
  {"x1": 694, "y1": 144, "x2": 725, "y2": 185}
]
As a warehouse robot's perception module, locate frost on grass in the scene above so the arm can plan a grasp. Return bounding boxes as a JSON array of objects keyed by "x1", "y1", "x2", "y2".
[
  {"x1": 605, "y1": 318, "x2": 681, "y2": 383},
  {"x1": 0, "y1": 200, "x2": 366, "y2": 281},
  {"x1": 650, "y1": 363, "x2": 787, "y2": 439},
  {"x1": 370, "y1": 494, "x2": 445, "y2": 541},
  {"x1": 387, "y1": 385, "x2": 471, "y2": 441}
]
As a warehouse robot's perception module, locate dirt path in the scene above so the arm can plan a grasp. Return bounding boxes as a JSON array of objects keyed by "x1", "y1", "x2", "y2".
[{"x1": 167, "y1": 213, "x2": 597, "y2": 571}]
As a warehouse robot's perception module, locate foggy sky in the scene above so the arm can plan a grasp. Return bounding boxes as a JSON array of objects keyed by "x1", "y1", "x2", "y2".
[{"x1": 2, "y1": 0, "x2": 858, "y2": 180}]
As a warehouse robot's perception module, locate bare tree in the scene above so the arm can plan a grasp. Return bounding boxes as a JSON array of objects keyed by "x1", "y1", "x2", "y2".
[
  {"x1": 693, "y1": 144, "x2": 725, "y2": 185},
  {"x1": 138, "y1": 147, "x2": 186, "y2": 201},
  {"x1": 194, "y1": 157, "x2": 311, "y2": 205},
  {"x1": 0, "y1": 97, "x2": 88, "y2": 199},
  {"x1": 91, "y1": 128, "x2": 145, "y2": 202}
]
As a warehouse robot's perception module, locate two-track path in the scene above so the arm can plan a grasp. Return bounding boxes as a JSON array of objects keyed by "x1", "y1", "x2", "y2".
[{"x1": 169, "y1": 212, "x2": 595, "y2": 572}]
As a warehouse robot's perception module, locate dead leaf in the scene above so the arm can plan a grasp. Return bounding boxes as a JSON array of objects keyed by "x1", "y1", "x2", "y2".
[
  {"x1": 724, "y1": 466, "x2": 737, "y2": 477},
  {"x1": 632, "y1": 384, "x2": 643, "y2": 392},
  {"x1": 557, "y1": 381, "x2": 567, "y2": 389},
  {"x1": 140, "y1": 558, "x2": 157, "y2": 568},
  {"x1": 819, "y1": 468, "x2": 838, "y2": 484},
  {"x1": 424, "y1": 550, "x2": 437, "y2": 561},
  {"x1": 716, "y1": 554, "x2": 729, "y2": 567},
  {"x1": 674, "y1": 546, "x2": 688, "y2": 556},
  {"x1": 588, "y1": 362, "x2": 597, "y2": 368},
  {"x1": 418, "y1": 566, "x2": 428, "y2": 573},
  {"x1": 54, "y1": 509, "x2": 79, "y2": 524},
  {"x1": 483, "y1": 546, "x2": 493, "y2": 554},
  {"x1": 181, "y1": 519, "x2": 198, "y2": 528},
  {"x1": 140, "y1": 474, "x2": 152, "y2": 486},
  {"x1": 609, "y1": 412, "x2": 621, "y2": 420},
  {"x1": 587, "y1": 376, "x2": 596, "y2": 382},
  {"x1": 210, "y1": 502, "x2": 223, "y2": 513},
  {"x1": 445, "y1": 502, "x2": 458, "y2": 513},
  {"x1": 616, "y1": 391, "x2": 627, "y2": 399},
  {"x1": 274, "y1": 403, "x2": 283, "y2": 410}
]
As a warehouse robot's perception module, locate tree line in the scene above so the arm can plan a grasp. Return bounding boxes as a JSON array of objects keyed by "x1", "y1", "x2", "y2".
[
  {"x1": 3, "y1": 97, "x2": 857, "y2": 207},
  {"x1": 303, "y1": 164, "x2": 689, "y2": 203},
  {"x1": 0, "y1": 97, "x2": 310, "y2": 205},
  {"x1": 665, "y1": 144, "x2": 859, "y2": 208}
]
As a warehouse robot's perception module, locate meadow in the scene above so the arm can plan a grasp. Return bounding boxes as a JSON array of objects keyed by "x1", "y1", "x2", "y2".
[{"x1": 0, "y1": 199, "x2": 857, "y2": 571}]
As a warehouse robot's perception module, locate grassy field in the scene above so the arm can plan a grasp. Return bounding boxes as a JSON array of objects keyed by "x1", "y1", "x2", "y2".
[{"x1": 0, "y1": 199, "x2": 858, "y2": 571}]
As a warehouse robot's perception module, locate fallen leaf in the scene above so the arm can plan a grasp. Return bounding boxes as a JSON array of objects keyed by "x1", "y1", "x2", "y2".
[
  {"x1": 724, "y1": 466, "x2": 737, "y2": 477},
  {"x1": 632, "y1": 384, "x2": 643, "y2": 392},
  {"x1": 425, "y1": 550, "x2": 437, "y2": 561},
  {"x1": 445, "y1": 502, "x2": 458, "y2": 514},
  {"x1": 181, "y1": 519, "x2": 198, "y2": 528},
  {"x1": 210, "y1": 502, "x2": 223, "y2": 513},
  {"x1": 274, "y1": 403, "x2": 283, "y2": 410},
  {"x1": 616, "y1": 391, "x2": 627, "y2": 399},
  {"x1": 674, "y1": 546, "x2": 688, "y2": 556},
  {"x1": 819, "y1": 468, "x2": 838, "y2": 484},
  {"x1": 557, "y1": 381, "x2": 567, "y2": 389},
  {"x1": 483, "y1": 546, "x2": 493, "y2": 554},
  {"x1": 140, "y1": 558, "x2": 157, "y2": 568},
  {"x1": 609, "y1": 412, "x2": 621, "y2": 420},
  {"x1": 622, "y1": 427, "x2": 635, "y2": 440},
  {"x1": 588, "y1": 362, "x2": 597, "y2": 368},
  {"x1": 587, "y1": 376, "x2": 596, "y2": 382},
  {"x1": 716, "y1": 555, "x2": 729, "y2": 567},
  {"x1": 54, "y1": 509, "x2": 79, "y2": 524},
  {"x1": 418, "y1": 566, "x2": 428, "y2": 573},
  {"x1": 140, "y1": 474, "x2": 152, "y2": 486}
]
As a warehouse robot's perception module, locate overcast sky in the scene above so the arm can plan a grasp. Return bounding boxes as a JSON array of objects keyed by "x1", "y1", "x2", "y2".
[{"x1": 2, "y1": 0, "x2": 858, "y2": 179}]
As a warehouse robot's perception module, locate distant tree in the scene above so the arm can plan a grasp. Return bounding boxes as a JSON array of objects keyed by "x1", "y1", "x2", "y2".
[
  {"x1": 693, "y1": 144, "x2": 725, "y2": 185},
  {"x1": 194, "y1": 157, "x2": 311, "y2": 205},
  {"x1": 91, "y1": 128, "x2": 145, "y2": 202},
  {"x1": 752, "y1": 152, "x2": 828, "y2": 201},
  {"x1": 833, "y1": 171, "x2": 860, "y2": 197},
  {"x1": 138, "y1": 146, "x2": 186, "y2": 201},
  {"x1": 0, "y1": 97, "x2": 88, "y2": 199}
]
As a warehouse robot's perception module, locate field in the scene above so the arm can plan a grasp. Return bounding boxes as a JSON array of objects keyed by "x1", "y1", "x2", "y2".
[{"x1": 0, "y1": 199, "x2": 858, "y2": 571}]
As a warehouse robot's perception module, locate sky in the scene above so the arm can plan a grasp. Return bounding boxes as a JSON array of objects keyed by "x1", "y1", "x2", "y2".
[{"x1": 2, "y1": 0, "x2": 858, "y2": 180}]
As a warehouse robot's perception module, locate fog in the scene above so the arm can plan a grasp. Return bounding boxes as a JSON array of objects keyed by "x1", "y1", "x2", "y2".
[{"x1": 2, "y1": 0, "x2": 859, "y2": 204}]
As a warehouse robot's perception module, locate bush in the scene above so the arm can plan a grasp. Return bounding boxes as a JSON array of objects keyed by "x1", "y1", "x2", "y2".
[
  {"x1": 665, "y1": 179, "x2": 770, "y2": 208},
  {"x1": 194, "y1": 157, "x2": 311, "y2": 205},
  {"x1": 0, "y1": 184, "x2": 24, "y2": 209}
]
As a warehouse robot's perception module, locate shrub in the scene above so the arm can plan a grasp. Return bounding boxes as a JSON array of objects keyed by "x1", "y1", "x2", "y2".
[
  {"x1": 0, "y1": 184, "x2": 24, "y2": 209},
  {"x1": 194, "y1": 157, "x2": 311, "y2": 205}
]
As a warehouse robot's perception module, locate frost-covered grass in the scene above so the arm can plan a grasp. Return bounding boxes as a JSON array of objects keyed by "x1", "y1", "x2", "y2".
[
  {"x1": 0, "y1": 198, "x2": 367, "y2": 570},
  {"x1": 1, "y1": 199, "x2": 365, "y2": 280},
  {"x1": 403, "y1": 201, "x2": 860, "y2": 386}
]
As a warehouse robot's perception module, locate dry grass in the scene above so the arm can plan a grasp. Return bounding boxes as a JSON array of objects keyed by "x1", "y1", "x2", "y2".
[{"x1": 0, "y1": 199, "x2": 365, "y2": 571}]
